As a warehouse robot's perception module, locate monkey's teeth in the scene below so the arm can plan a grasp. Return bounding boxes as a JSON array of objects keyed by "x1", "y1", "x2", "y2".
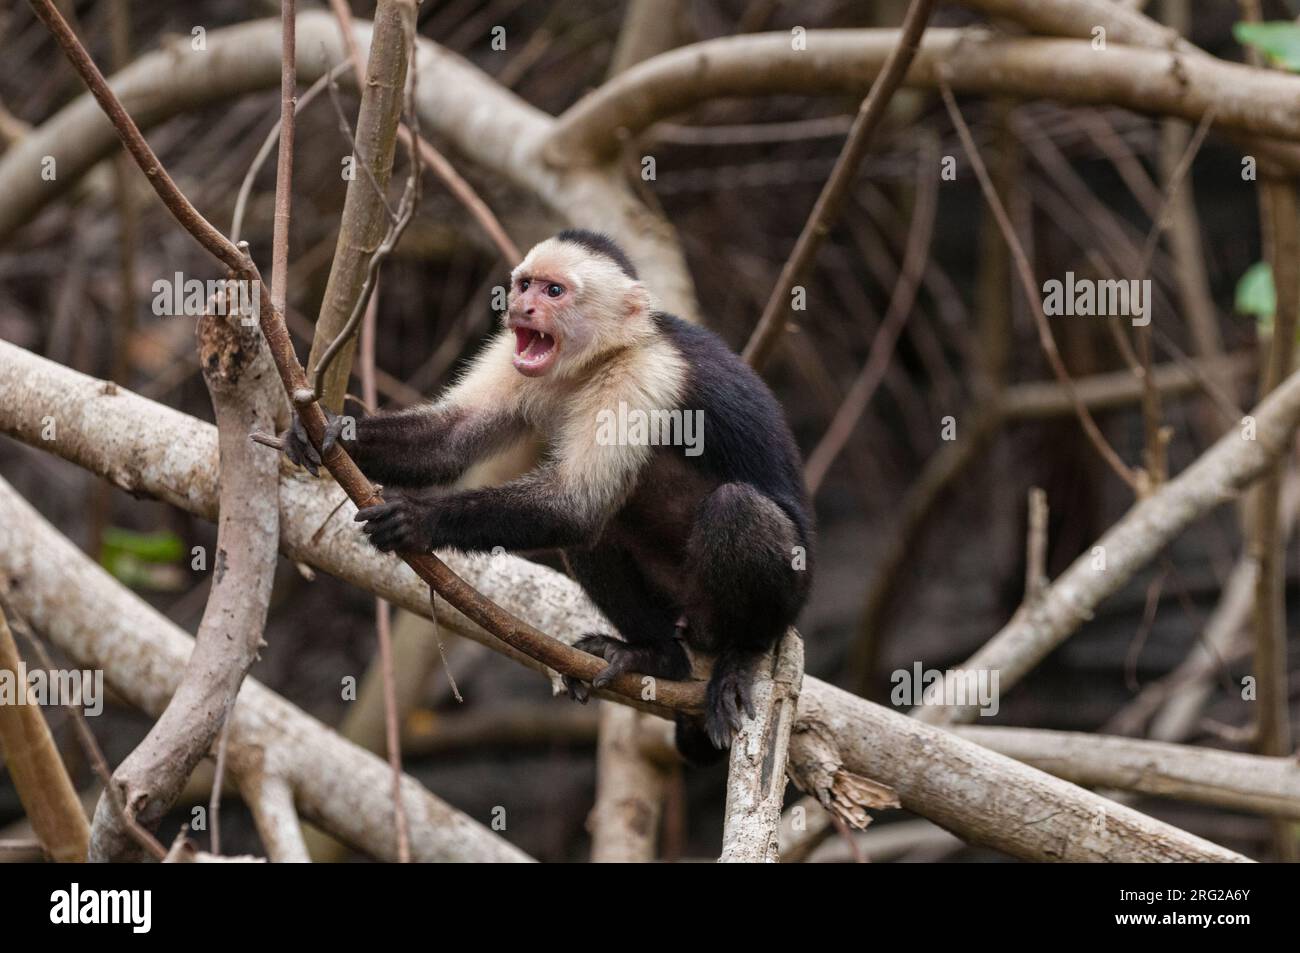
[{"x1": 516, "y1": 329, "x2": 555, "y2": 363}]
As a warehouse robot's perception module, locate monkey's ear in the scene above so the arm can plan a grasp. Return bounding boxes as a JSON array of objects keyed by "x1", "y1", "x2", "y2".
[{"x1": 624, "y1": 281, "x2": 651, "y2": 318}]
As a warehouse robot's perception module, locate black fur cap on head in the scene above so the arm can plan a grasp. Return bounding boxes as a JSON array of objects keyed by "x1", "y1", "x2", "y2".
[{"x1": 555, "y1": 228, "x2": 639, "y2": 281}]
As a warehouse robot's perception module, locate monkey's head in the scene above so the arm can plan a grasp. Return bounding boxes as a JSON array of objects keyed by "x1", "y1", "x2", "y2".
[{"x1": 506, "y1": 229, "x2": 652, "y2": 379}]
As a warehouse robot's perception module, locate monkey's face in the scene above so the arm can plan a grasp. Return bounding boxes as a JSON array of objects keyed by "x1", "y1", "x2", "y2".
[
  {"x1": 507, "y1": 238, "x2": 651, "y2": 379},
  {"x1": 506, "y1": 271, "x2": 577, "y2": 378}
]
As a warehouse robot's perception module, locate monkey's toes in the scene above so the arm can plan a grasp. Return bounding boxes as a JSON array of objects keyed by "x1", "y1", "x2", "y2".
[
  {"x1": 573, "y1": 633, "x2": 618, "y2": 658},
  {"x1": 577, "y1": 635, "x2": 638, "y2": 689},
  {"x1": 286, "y1": 414, "x2": 321, "y2": 475},
  {"x1": 705, "y1": 667, "x2": 756, "y2": 749},
  {"x1": 562, "y1": 674, "x2": 590, "y2": 704}
]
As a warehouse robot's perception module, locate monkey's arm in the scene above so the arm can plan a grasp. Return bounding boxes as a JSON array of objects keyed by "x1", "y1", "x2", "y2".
[
  {"x1": 356, "y1": 467, "x2": 605, "y2": 553},
  {"x1": 282, "y1": 403, "x2": 522, "y2": 487},
  {"x1": 357, "y1": 409, "x2": 649, "y2": 553},
  {"x1": 282, "y1": 339, "x2": 527, "y2": 486},
  {"x1": 345, "y1": 403, "x2": 524, "y2": 487}
]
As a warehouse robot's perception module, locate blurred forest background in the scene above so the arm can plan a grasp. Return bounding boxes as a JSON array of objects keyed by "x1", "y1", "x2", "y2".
[{"x1": 1, "y1": 0, "x2": 1298, "y2": 862}]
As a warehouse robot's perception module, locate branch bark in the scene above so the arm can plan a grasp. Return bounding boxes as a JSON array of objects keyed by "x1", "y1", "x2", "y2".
[
  {"x1": 306, "y1": 0, "x2": 414, "y2": 411},
  {"x1": 719, "y1": 632, "x2": 804, "y2": 862},
  {"x1": 87, "y1": 302, "x2": 283, "y2": 861},
  {"x1": 588, "y1": 705, "x2": 668, "y2": 862},
  {"x1": 955, "y1": 726, "x2": 1300, "y2": 820}
]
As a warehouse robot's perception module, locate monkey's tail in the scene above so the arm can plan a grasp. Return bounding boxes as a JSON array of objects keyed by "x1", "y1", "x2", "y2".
[{"x1": 673, "y1": 715, "x2": 727, "y2": 766}]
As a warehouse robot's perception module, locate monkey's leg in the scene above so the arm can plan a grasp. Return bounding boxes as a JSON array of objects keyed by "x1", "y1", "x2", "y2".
[
  {"x1": 685, "y1": 482, "x2": 806, "y2": 749},
  {"x1": 562, "y1": 545, "x2": 691, "y2": 702}
]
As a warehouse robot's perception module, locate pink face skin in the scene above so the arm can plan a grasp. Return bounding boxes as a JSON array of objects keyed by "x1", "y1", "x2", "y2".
[{"x1": 507, "y1": 273, "x2": 569, "y2": 377}]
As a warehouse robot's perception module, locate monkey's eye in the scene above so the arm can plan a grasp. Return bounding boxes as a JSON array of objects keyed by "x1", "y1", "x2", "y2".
[
  {"x1": 518, "y1": 278, "x2": 530, "y2": 292},
  {"x1": 546, "y1": 283, "x2": 564, "y2": 298}
]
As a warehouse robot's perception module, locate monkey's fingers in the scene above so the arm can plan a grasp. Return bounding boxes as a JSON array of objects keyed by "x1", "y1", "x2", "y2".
[
  {"x1": 320, "y1": 408, "x2": 345, "y2": 454},
  {"x1": 289, "y1": 415, "x2": 322, "y2": 476},
  {"x1": 355, "y1": 501, "x2": 401, "y2": 523},
  {"x1": 361, "y1": 521, "x2": 404, "y2": 550},
  {"x1": 282, "y1": 432, "x2": 309, "y2": 473},
  {"x1": 706, "y1": 698, "x2": 740, "y2": 750}
]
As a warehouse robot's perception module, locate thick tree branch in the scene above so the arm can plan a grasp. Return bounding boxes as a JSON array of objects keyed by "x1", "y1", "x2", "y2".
[
  {"x1": 955, "y1": 726, "x2": 1300, "y2": 820},
  {"x1": 545, "y1": 30, "x2": 1300, "y2": 163},
  {"x1": 305, "y1": 0, "x2": 413, "y2": 410},
  {"x1": 87, "y1": 302, "x2": 283, "y2": 862}
]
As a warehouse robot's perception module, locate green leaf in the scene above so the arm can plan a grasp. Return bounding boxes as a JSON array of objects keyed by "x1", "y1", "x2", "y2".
[
  {"x1": 1235, "y1": 261, "x2": 1275, "y2": 323},
  {"x1": 1234, "y1": 21, "x2": 1300, "y2": 71},
  {"x1": 100, "y1": 526, "x2": 185, "y2": 563}
]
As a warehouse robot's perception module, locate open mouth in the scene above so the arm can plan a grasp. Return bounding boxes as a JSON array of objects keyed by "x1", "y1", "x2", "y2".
[{"x1": 512, "y1": 325, "x2": 558, "y2": 376}]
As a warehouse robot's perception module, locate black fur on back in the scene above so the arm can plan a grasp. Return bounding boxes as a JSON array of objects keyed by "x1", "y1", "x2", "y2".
[
  {"x1": 555, "y1": 228, "x2": 639, "y2": 280},
  {"x1": 651, "y1": 311, "x2": 813, "y2": 550}
]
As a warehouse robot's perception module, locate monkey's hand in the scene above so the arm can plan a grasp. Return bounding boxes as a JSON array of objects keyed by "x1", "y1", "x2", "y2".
[
  {"x1": 279, "y1": 408, "x2": 347, "y2": 477},
  {"x1": 354, "y1": 493, "x2": 436, "y2": 553}
]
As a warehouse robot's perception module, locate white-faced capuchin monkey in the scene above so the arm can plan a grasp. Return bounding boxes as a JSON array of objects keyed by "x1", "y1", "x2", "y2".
[{"x1": 281, "y1": 230, "x2": 814, "y2": 759}]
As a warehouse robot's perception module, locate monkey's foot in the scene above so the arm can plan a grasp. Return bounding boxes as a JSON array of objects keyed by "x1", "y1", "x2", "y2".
[
  {"x1": 705, "y1": 653, "x2": 758, "y2": 750},
  {"x1": 562, "y1": 633, "x2": 690, "y2": 702}
]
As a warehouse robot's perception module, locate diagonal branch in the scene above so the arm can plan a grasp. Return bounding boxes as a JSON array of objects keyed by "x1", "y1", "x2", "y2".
[{"x1": 741, "y1": 0, "x2": 937, "y2": 371}]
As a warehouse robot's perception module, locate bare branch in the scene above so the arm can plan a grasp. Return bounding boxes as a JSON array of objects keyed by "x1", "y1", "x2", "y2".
[
  {"x1": 741, "y1": 0, "x2": 937, "y2": 371},
  {"x1": 720, "y1": 632, "x2": 804, "y2": 862},
  {"x1": 0, "y1": 603, "x2": 89, "y2": 862},
  {"x1": 957, "y1": 726, "x2": 1300, "y2": 820}
]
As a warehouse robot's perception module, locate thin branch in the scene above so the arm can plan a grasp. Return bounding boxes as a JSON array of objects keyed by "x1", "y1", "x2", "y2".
[
  {"x1": 359, "y1": 283, "x2": 411, "y2": 863},
  {"x1": 741, "y1": 0, "x2": 937, "y2": 371},
  {"x1": 271, "y1": 0, "x2": 296, "y2": 313},
  {"x1": 231, "y1": 63, "x2": 351, "y2": 246},
  {"x1": 804, "y1": 131, "x2": 939, "y2": 493},
  {"x1": 939, "y1": 76, "x2": 1141, "y2": 492},
  {"x1": 327, "y1": 0, "x2": 519, "y2": 263}
]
